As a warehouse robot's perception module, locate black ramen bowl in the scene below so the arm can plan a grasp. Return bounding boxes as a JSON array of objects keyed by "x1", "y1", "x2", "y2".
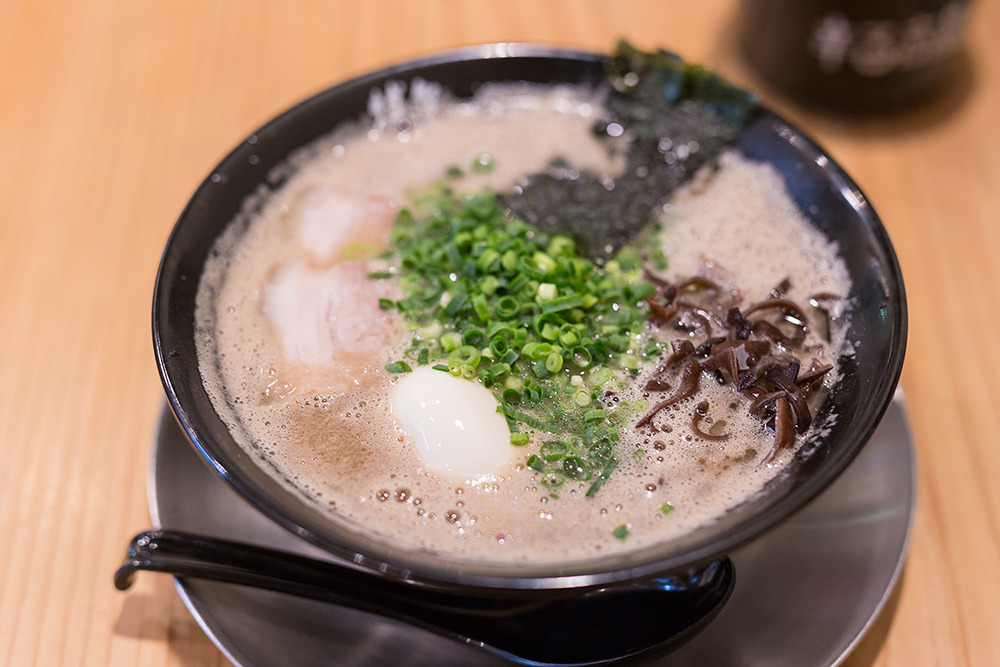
[{"x1": 154, "y1": 44, "x2": 906, "y2": 592}]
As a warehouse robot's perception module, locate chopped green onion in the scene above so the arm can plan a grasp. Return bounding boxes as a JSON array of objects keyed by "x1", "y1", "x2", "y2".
[
  {"x1": 471, "y1": 294, "x2": 490, "y2": 321},
  {"x1": 477, "y1": 249, "x2": 501, "y2": 274},
  {"x1": 462, "y1": 328, "x2": 485, "y2": 347},
  {"x1": 545, "y1": 352, "x2": 563, "y2": 373},
  {"x1": 537, "y1": 282, "x2": 557, "y2": 301},
  {"x1": 533, "y1": 252, "x2": 557, "y2": 274},
  {"x1": 449, "y1": 345, "x2": 481, "y2": 368},
  {"x1": 586, "y1": 458, "x2": 619, "y2": 498},
  {"x1": 495, "y1": 296, "x2": 520, "y2": 320},
  {"x1": 380, "y1": 178, "x2": 654, "y2": 497},
  {"x1": 539, "y1": 441, "x2": 568, "y2": 461},
  {"x1": 480, "y1": 275, "x2": 500, "y2": 295},
  {"x1": 502, "y1": 388, "x2": 522, "y2": 405},
  {"x1": 540, "y1": 294, "x2": 584, "y2": 314},
  {"x1": 385, "y1": 361, "x2": 412, "y2": 373},
  {"x1": 500, "y1": 406, "x2": 560, "y2": 433},
  {"x1": 443, "y1": 292, "x2": 467, "y2": 318},
  {"x1": 440, "y1": 331, "x2": 462, "y2": 352},
  {"x1": 607, "y1": 334, "x2": 631, "y2": 352},
  {"x1": 471, "y1": 153, "x2": 495, "y2": 174},
  {"x1": 486, "y1": 362, "x2": 510, "y2": 381},
  {"x1": 539, "y1": 322, "x2": 560, "y2": 341},
  {"x1": 588, "y1": 438, "x2": 615, "y2": 466},
  {"x1": 588, "y1": 367, "x2": 613, "y2": 386},
  {"x1": 540, "y1": 471, "x2": 565, "y2": 489},
  {"x1": 563, "y1": 456, "x2": 591, "y2": 481},
  {"x1": 548, "y1": 236, "x2": 575, "y2": 257},
  {"x1": 489, "y1": 336, "x2": 509, "y2": 357},
  {"x1": 530, "y1": 360, "x2": 550, "y2": 379}
]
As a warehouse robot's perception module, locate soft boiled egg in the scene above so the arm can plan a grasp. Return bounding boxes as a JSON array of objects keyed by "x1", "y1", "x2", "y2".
[{"x1": 392, "y1": 366, "x2": 514, "y2": 480}]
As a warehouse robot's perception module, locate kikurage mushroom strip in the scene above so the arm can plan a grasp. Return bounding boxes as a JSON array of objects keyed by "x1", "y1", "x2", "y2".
[{"x1": 636, "y1": 273, "x2": 835, "y2": 463}]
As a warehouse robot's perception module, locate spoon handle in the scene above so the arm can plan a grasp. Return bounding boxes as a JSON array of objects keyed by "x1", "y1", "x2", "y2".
[
  {"x1": 115, "y1": 529, "x2": 502, "y2": 615},
  {"x1": 115, "y1": 528, "x2": 733, "y2": 665},
  {"x1": 117, "y1": 529, "x2": 369, "y2": 599}
]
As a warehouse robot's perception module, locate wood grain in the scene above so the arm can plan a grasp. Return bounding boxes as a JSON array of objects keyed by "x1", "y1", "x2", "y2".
[{"x1": 1, "y1": 1, "x2": 997, "y2": 664}]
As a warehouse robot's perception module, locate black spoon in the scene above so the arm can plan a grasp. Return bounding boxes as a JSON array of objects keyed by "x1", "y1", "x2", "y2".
[{"x1": 116, "y1": 529, "x2": 732, "y2": 665}]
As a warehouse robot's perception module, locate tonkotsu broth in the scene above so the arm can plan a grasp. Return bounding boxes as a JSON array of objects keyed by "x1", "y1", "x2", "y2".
[{"x1": 194, "y1": 82, "x2": 852, "y2": 565}]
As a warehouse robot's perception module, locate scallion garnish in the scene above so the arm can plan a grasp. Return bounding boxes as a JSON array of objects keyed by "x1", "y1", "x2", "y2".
[
  {"x1": 382, "y1": 178, "x2": 653, "y2": 496},
  {"x1": 385, "y1": 361, "x2": 412, "y2": 374}
]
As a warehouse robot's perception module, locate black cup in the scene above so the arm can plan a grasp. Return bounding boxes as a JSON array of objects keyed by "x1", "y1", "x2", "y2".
[{"x1": 739, "y1": 0, "x2": 971, "y2": 112}]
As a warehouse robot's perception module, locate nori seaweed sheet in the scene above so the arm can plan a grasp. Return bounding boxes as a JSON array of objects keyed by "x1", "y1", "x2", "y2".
[{"x1": 500, "y1": 42, "x2": 758, "y2": 261}]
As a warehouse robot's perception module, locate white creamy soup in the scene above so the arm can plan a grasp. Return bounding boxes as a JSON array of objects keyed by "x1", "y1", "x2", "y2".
[{"x1": 195, "y1": 81, "x2": 851, "y2": 565}]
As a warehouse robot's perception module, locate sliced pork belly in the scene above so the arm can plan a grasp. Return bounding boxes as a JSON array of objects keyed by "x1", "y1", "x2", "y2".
[
  {"x1": 263, "y1": 260, "x2": 393, "y2": 368},
  {"x1": 293, "y1": 187, "x2": 395, "y2": 266}
]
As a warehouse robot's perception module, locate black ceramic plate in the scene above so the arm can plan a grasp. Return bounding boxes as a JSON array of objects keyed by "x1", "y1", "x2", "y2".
[
  {"x1": 153, "y1": 44, "x2": 907, "y2": 590},
  {"x1": 149, "y1": 394, "x2": 915, "y2": 665}
]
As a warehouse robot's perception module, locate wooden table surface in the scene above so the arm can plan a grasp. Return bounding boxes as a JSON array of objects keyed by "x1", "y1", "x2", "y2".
[{"x1": 2, "y1": 1, "x2": 998, "y2": 665}]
